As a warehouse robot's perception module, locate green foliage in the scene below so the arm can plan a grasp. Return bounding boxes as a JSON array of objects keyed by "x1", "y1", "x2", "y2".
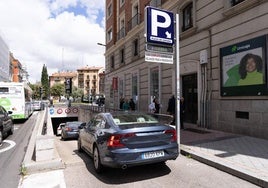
[
  {"x1": 20, "y1": 164, "x2": 27, "y2": 176},
  {"x1": 71, "y1": 86, "x2": 83, "y2": 99},
  {"x1": 41, "y1": 64, "x2": 49, "y2": 99},
  {"x1": 29, "y1": 83, "x2": 42, "y2": 100},
  {"x1": 50, "y1": 83, "x2": 64, "y2": 98}
]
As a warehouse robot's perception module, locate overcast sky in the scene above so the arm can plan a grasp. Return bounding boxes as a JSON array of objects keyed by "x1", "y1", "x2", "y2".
[{"x1": 0, "y1": 0, "x2": 105, "y2": 83}]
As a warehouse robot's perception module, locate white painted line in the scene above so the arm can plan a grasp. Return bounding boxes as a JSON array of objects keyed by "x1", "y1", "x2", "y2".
[{"x1": 0, "y1": 140, "x2": 16, "y2": 153}]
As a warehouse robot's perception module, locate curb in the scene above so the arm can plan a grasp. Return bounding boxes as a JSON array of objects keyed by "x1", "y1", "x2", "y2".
[{"x1": 180, "y1": 146, "x2": 268, "y2": 188}]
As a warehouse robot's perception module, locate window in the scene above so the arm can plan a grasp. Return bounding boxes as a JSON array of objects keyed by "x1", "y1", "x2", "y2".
[
  {"x1": 133, "y1": 39, "x2": 139, "y2": 56},
  {"x1": 182, "y1": 2, "x2": 193, "y2": 32},
  {"x1": 150, "y1": 68, "x2": 159, "y2": 99},
  {"x1": 107, "y1": 29, "x2": 113, "y2": 42},
  {"x1": 118, "y1": 19, "x2": 125, "y2": 40},
  {"x1": 132, "y1": 74, "x2": 138, "y2": 106},
  {"x1": 128, "y1": 4, "x2": 139, "y2": 30},
  {"x1": 120, "y1": 0, "x2": 125, "y2": 7},
  {"x1": 107, "y1": 4, "x2": 112, "y2": 17},
  {"x1": 110, "y1": 55, "x2": 115, "y2": 69},
  {"x1": 119, "y1": 78, "x2": 124, "y2": 99},
  {"x1": 150, "y1": 0, "x2": 162, "y2": 7},
  {"x1": 120, "y1": 48, "x2": 125, "y2": 64},
  {"x1": 231, "y1": 0, "x2": 245, "y2": 6}
]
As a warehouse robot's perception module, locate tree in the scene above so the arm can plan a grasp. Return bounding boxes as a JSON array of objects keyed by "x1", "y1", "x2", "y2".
[
  {"x1": 71, "y1": 86, "x2": 83, "y2": 101},
  {"x1": 50, "y1": 83, "x2": 64, "y2": 100},
  {"x1": 41, "y1": 64, "x2": 49, "y2": 99},
  {"x1": 29, "y1": 83, "x2": 42, "y2": 100}
]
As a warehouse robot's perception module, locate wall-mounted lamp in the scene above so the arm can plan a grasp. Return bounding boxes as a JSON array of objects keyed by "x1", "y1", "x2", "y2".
[{"x1": 97, "y1": 43, "x2": 106, "y2": 47}]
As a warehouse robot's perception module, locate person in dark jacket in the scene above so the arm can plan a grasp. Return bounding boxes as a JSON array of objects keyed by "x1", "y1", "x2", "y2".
[
  {"x1": 167, "y1": 95, "x2": 176, "y2": 125},
  {"x1": 129, "y1": 98, "x2": 136, "y2": 111},
  {"x1": 180, "y1": 97, "x2": 185, "y2": 129}
]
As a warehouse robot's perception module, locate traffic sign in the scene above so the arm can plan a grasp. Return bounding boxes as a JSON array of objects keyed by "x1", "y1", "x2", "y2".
[{"x1": 146, "y1": 6, "x2": 174, "y2": 45}]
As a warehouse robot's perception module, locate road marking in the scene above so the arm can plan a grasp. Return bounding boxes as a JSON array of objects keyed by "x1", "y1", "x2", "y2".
[{"x1": 0, "y1": 140, "x2": 16, "y2": 153}]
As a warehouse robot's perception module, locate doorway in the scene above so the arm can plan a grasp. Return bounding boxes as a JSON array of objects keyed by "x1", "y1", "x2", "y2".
[{"x1": 182, "y1": 73, "x2": 198, "y2": 124}]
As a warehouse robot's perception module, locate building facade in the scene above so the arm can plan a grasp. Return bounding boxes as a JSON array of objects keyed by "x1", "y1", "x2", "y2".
[
  {"x1": 0, "y1": 35, "x2": 10, "y2": 82},
  {"x1": 77, "y1": 66, "x2": 104, "y2": 96},
  {"x1": 49, "y1": 66, "x2": 105, "y2": 98},
  {"x1": 49, "y1": 71, "x2": 78, "y2": 88},
  {"x1": 104, "y1": 0, "x2": 268, "y2": 139},
  {"x1": 11, "y1": 58, "x2": 23, "y2": 82}
]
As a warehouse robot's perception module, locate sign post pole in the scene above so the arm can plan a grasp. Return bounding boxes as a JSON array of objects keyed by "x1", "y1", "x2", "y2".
[{"x1": 175, "y1": 13, "x2": 180, "y2": 144}]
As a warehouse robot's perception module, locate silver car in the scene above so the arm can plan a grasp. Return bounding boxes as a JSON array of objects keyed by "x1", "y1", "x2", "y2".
[
  {"x1": 78, "y1": 112, "x2": 179, "y2": 173},
  {"x1": 56, "y1": 123, "x2": 65, "y2": 136}
]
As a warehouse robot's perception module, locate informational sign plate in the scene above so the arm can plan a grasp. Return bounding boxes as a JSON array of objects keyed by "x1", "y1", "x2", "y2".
[{"x1": 145, "y1": 51, "x2": 173, "y2": 64}]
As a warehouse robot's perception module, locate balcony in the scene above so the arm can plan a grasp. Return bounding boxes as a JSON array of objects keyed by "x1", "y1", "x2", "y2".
[
  {"x1": 127, "y1": 13, "x2": 140, "y2": 32},
  {"x1": 117, "y1": 27, "x2": 125, "y2": 41}
]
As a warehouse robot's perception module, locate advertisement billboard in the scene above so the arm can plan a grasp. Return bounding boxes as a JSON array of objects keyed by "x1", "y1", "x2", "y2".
[{"x1": 220, "y1": 35, "x2": 267, "y2": 96}]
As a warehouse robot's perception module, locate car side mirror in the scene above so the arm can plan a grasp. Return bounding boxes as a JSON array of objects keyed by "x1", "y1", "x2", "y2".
[
  {"x1": 8, "y1": 111, "x2": 13, "y2": 115},
  {"x1": 78, "y1": 123, "x2": 86, "y2": 129}
]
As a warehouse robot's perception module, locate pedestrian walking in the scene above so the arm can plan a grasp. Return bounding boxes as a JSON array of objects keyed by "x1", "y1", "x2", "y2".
[
  {"x1": 180, "y1": 97, "x2": 185, "y2": 129},
  {"x1": 167, "y1": 95, "x2": 176, "y2": 125},
  {"x1": 129, "y1": 98, "x2": 136, "y2": 111},
  {"x1": 123, "y1": 98, "x2": 130, "y2": 111}
]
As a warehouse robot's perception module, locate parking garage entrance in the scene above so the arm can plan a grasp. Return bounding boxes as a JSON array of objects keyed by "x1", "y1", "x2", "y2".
[{"x1": 49, "y1": 106, "x2": 79, "y2": 135}]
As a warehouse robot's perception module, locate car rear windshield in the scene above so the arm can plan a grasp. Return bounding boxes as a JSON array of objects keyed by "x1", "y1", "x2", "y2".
[
  {"x1": 112, "y1": 114, "x2": 158, "y2": 126},
  {"x1": 66, "y1": 122, "x2": 83, "y2": 128}
]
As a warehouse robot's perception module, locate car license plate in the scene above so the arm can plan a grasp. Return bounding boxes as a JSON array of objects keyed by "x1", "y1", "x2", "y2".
[{"x1": 142, "y1": 150, "x2": 164, "y2": 159}]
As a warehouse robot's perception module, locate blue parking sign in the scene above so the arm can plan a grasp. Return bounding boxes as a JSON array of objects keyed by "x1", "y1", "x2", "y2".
[
  {"x1": 146, "y1": 6, "x2": 174, "y2": 45},
  {"x1": 49, "y1": 108, "x2": 54, "y2": 115}
]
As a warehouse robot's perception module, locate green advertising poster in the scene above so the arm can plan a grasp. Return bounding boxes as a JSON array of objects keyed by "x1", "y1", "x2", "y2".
[{"x1": 220, "y1": 35, "x2": 267, "y2": 96}]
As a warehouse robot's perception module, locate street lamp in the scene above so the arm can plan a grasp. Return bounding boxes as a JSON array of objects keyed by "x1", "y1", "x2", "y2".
[{"x1": 97, "y1": 43, "x2": 106, "y2": 47}]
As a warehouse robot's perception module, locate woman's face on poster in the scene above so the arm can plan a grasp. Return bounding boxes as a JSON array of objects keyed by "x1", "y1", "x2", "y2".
[{"x1": 246, "y1": 57, "x2": 257, "y2": 73}]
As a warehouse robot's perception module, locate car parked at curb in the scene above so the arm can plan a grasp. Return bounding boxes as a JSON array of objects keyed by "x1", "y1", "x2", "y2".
[
  {"x1": 77, "y1": 111, "x2": 179, "y2": 173},
  {"x1": 0, "y1": 105, "x2": 14, "y2": 145},
  {"x1": 56, "y1": 123, "x2": 66, "y2": 136},
  {"x1": 61, "y1": 121, "x2": 85, "y2": 140},
  {"x1": 32, "y1": 100, "x2": 44, "y2": 111}
]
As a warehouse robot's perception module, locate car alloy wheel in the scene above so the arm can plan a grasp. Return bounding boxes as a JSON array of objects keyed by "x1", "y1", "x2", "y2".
[{"x1": 93, "y1": 146, "x2": 103, "y2": 173}]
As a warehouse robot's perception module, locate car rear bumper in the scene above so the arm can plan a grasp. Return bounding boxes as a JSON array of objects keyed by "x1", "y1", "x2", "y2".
[
  {"x1": 100, "y1": 144, "x2": 179, "y2": 168},
  {"x1": 64, "y1": 132, "x2": 79, "y2": 139}
]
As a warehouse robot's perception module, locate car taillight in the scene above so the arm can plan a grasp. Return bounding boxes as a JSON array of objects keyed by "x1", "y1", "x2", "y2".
[
  {"x1": 164, "y1": 129, "x2": 177, "y2": 142},
  {"x1": 107, "y1": 133, "x2": 136, "y2": 148},
  {"x1": 65, "y1": 127, "x2": 72, "y2": 131}
]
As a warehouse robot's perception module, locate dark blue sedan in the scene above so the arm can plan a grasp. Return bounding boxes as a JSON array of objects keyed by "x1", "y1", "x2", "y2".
[
  {"x1": 77, "y1": 111, "x2": 179, "y2": 173},
  {"x1": 61, "y1": 121, "x2": 85, "y2": 141}
]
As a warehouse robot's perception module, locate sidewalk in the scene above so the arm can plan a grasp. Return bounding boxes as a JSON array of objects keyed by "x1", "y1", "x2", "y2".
[
  {"x1": 180, "y1": 123, "x2": 268, "y2": 188},
  {"x1": 19, "y1": 123, "x2": 268, "y2": 188}
]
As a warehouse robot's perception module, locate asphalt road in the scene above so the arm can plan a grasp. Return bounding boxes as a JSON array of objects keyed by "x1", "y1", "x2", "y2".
[
  {"x1": 55, "y1": 137, "x2": 260, "y2": 188},
  {"x1": 0, "y1": 112, "x2": 37, "y2": 188}
]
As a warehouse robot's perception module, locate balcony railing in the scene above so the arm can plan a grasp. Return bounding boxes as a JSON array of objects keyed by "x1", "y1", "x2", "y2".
[
  {"x1": 117, "y1": 27, "x2": 125, "y2": 41},
  {"x1": 127, "y1": 13, "x2": 140, "y2": 32}
]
